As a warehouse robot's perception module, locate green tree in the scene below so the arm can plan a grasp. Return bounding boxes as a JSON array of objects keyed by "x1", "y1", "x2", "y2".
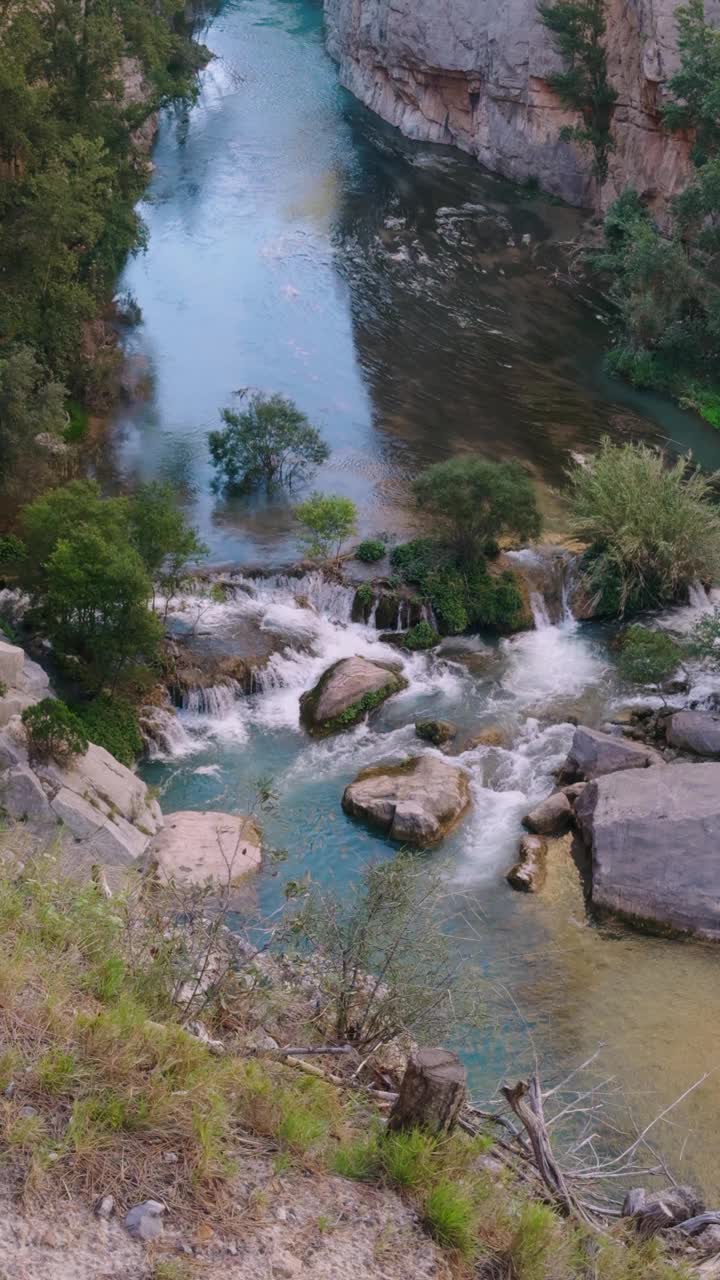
[
  {"x1": 617, "y1": 625, "x2": 683, "y2": 686},
  {"x1": 21, "y1": 480, "x2": 128, "y2": 585},
  {"x1": 413, "y1": 457, "x2": 541, "y2": 564},
  {"x1": 538, "y1": 0, "x2": 617, "y2": 183},
  {"x1": 208, "y1": 393, "x2": 330, "y2": 492},
  {"x1": 128, "y1": 481, "x2": 207, "y2": 605},
  {"x1": 295, "y1": 493, "x2": 357, "y2": 564},
  {"x1": 22, "y1": 698, "x2": 88, "y2": 764},
  {"x1": 0, "y1": 347, "x2": 67, "y2": 489}
]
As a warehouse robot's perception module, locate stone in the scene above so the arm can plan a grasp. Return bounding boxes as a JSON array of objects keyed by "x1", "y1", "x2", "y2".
[
  {"x1": 561, "y1": 781, "x2": 587, "y2": 804},
  {"x1": 563, "y1": 725, "x2": 664, "y2": 780},
  {"x1": 342, "y1": 754, "x2": 470, "y2": 846},
  {"x1": 146, "y1": 811, "x2": 261, "y2": 887},
  {"x1": 522, "y1": 791, "x2": 572, "y2": 836},
  {"x1": 51, "y1": 788, "x2": 148, "y2": 864},
  {"x1": 124, "y1": 1200, "x2": 165, "y2": 1242},
  {"x1": 0, "y1": 729, "x2": 23, "y2": 770},
  {"x1": 0, "y1": 765, "x2": 52, "y2": 821},
  {"x1": 666, "y1": 710, "x2": 720, "y2": 758},
  {"x1": 244, "y1": 1027, "x2": 280, "y2": 1053},
  {"x1": 41, "y1": 742, "x2": 163, "y2": 834},
  {"x1": 696, "y1": 1225, "x2": 720, "y2": 1253},
  {"x1": 414, "y1": 718, "x2": 457, "y2": 746},
  {"x1": 95, "y1": 1195, "x2": 115, "y2": 1219},
  {"x1": 575, "y1": 763, "x2": 720, "y2": 939},
  {"x1": 300, "y1": 656, "x2": 406, "y2": 735},
  {"x1": 465, "y1": 725, "x2": 510, "y2": 749},
  {"x1": 187, "y1": 1020, "x2": 226, "y2": 1055},
  {"x1": 272, "y1": 1250, "x2": 302, "y2": 1279},
  {"x1": 0, "y1": 640, "x2": 24, "y2": 688},
  {"x1": 507, "y1": 834, "x2": 547, "y2": 892}
]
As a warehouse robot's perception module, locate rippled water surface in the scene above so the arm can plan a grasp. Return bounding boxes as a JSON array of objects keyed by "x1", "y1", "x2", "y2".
[{"x1": 116, "y1": 0, "x2": 720, "y2": 1195}]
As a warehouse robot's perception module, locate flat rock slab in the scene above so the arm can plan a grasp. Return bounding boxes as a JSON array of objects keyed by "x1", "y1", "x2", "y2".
[
  {"x1": 0, "y1": 641, "x2": 24, "y2": 688},
  {"x1": 51, "y1": 787, "x2": 148, "y2": 865},
  {"x1": 146, "y1": 811, "x2": 262, "y2": 886},
  {"x1": 342, "y1": 754, "x2": 470, "y2": 846},
  {"x1": 564, "y1": 725, "x2": 664, "y2": 780},
  {"x1": 300, "y1": 656, "x2": 406, "y2": 735},
  {"x1": 40, "y1": 742, "x2": 163, "y2": 834},
  {"x1": 666, "y1": 711, "x2": 720, "y2": 758},
  {"x1": 575, "y1": 763, "x2": 720, "y2": 939},
  {"x1": 0, "y1": 765, "x2": 52, "y2": 822}
]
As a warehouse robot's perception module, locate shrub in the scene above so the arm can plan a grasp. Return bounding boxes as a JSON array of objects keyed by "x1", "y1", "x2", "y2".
[
  {"x1": 380, "y1": 1129, "x2": 437, "y2": 1190},
  {"x1": 403, "y1": 620, "x2": 439, "y2": 650},
  {"x1": 413, "y1": 457, "x2": 541, "y2": 565},
  {"x1": 208, "y1": 393, "x2": 329, "y2": 492},
  {"x1": 566, "y1": 440, "x2": 720, "y2": 615},
  {"x1": 22, "y1": 698, "x2": 88, "y2": 764},
  {"x1": 423, "y1": 1181, "x2": 476, "y2": 1258},
  {"x1": 355, "y1": 538, "x2": 385, "y2": 563},
  {"x1": 688, "y1": 605, "x2": 720, "y2": 666},
  {"x1": 295, "y1": 492, "x2": 357, "y2": 564},
  {"x1": 617, "y1": 626, "x2": 683, "y2": 686},
  {"x1": 0, "y1": 535, "x2": 25, "y2": 565},
  {"x1": 75, "y1": 697, "x2": 144, "y2": 766}
]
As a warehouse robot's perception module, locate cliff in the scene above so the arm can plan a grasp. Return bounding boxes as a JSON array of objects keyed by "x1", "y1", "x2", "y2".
[{"x1": 324, "y1": 0, "x2": 720, "y2": 212}]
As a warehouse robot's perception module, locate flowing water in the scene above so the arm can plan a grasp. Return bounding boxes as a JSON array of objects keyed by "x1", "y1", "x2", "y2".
[{"x1": 113, "y1": 0, "x2": 720, "y2": 1194}]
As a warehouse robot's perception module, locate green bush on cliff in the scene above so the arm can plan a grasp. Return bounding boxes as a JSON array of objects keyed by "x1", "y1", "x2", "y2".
[
  {"x1": 22, "y1": 698, "x2": 88, "y2": 764},
  {"x1": 75, "y1": 696, "x2": 144, "y2": 766},
  {"x1": 355, "y1": 538, "x2": 385, "y2": 563},
  {"x1": 390, "y1": 541, "x2": 525, "y2": 635}
]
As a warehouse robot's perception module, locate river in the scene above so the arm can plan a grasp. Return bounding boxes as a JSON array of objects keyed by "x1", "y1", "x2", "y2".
[{"x1": 113, "y1": 0, "x2": 720, "y2": 1196}]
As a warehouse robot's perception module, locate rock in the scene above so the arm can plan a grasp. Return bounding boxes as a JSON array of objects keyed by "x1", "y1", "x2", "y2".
[
  {"x1": 272, "y1": 1250, "x2": 302, "y2": 1279},
  {"x1": 162, "y1": 1151, "x2": 179, "y2": 1165},
  {"x1": 415, "y1": 718, "x2": 457, "y2": 746},
  {"x1": 342, "y1": 754, "x2": 470, "y2": 846},
  {"x1": 506, "y1": 834, "x2": 547, "y2": 892},
  {"x1": 522, "y1": 791, "x2": 572, "y2": 836},
  {"x1": 575, "y1": 763, "x2": 720, "y2": 939},
  {"x1": 244, "y1": 1027, "x2": 280, "y2": 1053},
  {"x1": 561, "y1": 781, "x2": 587, "y2": 804},
  {"x1": 18, "y1": 1105, "x2": 38, "y2": 1119},
  {"x1": 0, "y1": 729, "x2": 23, "y2": 770},
  {"x1": 145, "y1": 811, "x2": 262, "y2": 887},
  {"x1": 563, "y1": 725, "x2": 664, "y2": 780},
  {"x1": 300, "y1": 656, "x2": 406, "y2": 735},
  {"x1": 40, "y1": 742, "x2": 163, "y2": 834},
  {"x1": 465, "y1": 725, "x2": 510, "y2": 749},
  {"x1": 666, "y1": 710, "x2": 720, "y2": 758},
  {"x1": 124, "y1": 1200, "x2": 165, "y2": 1242},
  {"x1": 696, "y1": 1225, "x2": 720, "y2": 1253},
  {"x1": 0, "y1": 640, "x2": 24, "y2": 688},
  {"x1": 187, "y1": 1020, "x2": 225, "y2": 1055},
  {"x1": 95, "y1": 1195, "x2": 115, "y2": 1220},
  {"x1": 0, "y1": 765, "x2": 52, "y2": 821},
  {"x1": 51, "y1": 788, "x2": 148, "y2": 864}
]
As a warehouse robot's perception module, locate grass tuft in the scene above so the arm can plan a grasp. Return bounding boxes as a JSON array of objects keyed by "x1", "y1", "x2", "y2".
[{"x1": 423, "y1": 1179, "x2": 476, "y2": 1258}]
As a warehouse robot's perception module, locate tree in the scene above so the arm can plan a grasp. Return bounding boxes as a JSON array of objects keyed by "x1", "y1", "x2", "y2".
[
  {"x1": 208, "y1": 393, "x2": 329, "y2": 492},
  {"x1": 0, "y1": 346, "x2": 67, "y2": 489},
  {"x1": 21, "y1": 480, "x2": 128, "y2": 588},
  {"x1": 128, "y1": 481, "x2": 207, "y2": 606},
  {"x1": 22, "y1": 698, "x2": 88, "y2": 764},
  {"x1": 295, "y1": 493, "x2": 357, "y2": 564},
  {"x1": 566, "y1": 440, "x2": 720, "y2": 615},
  {"x1": 538, "y1": 0, "x2": 617, "y2": 183},
  {"x1": 617, "y1": 626, "x2": 683, "y2": 686},
  {"x1": 413, "y1": 457, "x2": 541, "y2": 564}
]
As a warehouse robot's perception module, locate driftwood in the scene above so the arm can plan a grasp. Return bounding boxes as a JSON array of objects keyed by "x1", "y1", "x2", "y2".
[
  {"x1": 501, "y1": 1074, "x2": 596, "y2": 1225},
  {"x1": 388, "y1": 1048, "x2": 466, "y2": 1136}
]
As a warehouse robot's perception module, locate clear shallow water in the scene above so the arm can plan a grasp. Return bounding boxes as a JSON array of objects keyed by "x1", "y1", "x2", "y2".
[{"x1": 118, "y1": 0, "x2": 720, "y2": 1194}]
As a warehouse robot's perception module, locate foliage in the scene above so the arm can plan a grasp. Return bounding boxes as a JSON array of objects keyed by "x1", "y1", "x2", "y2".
[
  {"x1": 391, "y1": 539, "x2": 525, "y2": 635},
  {"x1": 289, "y1": 855, "x2": 483, "y2": 1050},
  {"x1": 21, "y1": 698, "x2": 88, "y2": 763},
  {"x1": 295, "y1": 493, "x2": 357, "y2": 564},
  {"x1": 403, "y1": 620, "x2": 440, "y2": 650},
  {"x1": 208, "y1": 393, "x2": 329, "y2": 492},
  {"x1": 75, "y1": 697, "x2": 144, "y2": 766},
  {"x1": 326, "y1": 683, "x2": 399, "y2": 731},
  {"x1": 617, "y1": 626, "x2": 683, "y2": 686},
  {"x1": 538, "y1": 0, "x2": 617, "y2": 182},
  {"x1": 355, "y1": 538, "x2": 385, "y2": 563},
  {"x1": 423, "y1": 1180, "x2": 477, "y2": 1258},
  {"x1": 413, "y1": 457, "x2": 541, "y2": 564},
  {"x1": 565, "y1": 440, "x2": 720, "y2": 615},
  {"x1": 0, "y1": 535, "x2": 26, "y2": 565},
  {"x1": 0, "y1": 346, "x2": 67, "y2": 496},
  {"x1": 128, "y1": 481, "x2": 207, "y2": 602},
  {"x1": 687, "y1": 605, "x2": 720, "y2": 666}
]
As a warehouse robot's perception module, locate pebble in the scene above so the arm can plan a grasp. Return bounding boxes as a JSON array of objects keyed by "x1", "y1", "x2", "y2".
[
  {"x1": 18, "y1": 1105, "x2": 38, "y2": 1119},
  {"x1": 95, "y1": 1195, "x2": 115, "y2": 1220},
  {"x1": 124, "y1": 1200, "x2": 165, "y2": 1241},
  {"x1": 162, "y1": 1150, "x2": 179, "y2": 1164}
]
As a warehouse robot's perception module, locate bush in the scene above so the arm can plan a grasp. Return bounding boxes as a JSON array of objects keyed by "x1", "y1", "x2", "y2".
[
  {"x1": 0, "y1": 535, "x2": 25, "y2": 565},
  {"x1": 403, "y1": 620, "x2": 439, "y2": 650},
  {"x1": 423, "y1": 1181, "x2": 476, "y2": 1258},
  {"x1": 617, "y1": 626, "x2": 683, "y2": 686},
  {"x1": 208, "y1": 393, "x2": 329, "y2": 492},
  {"x1": 22, "y1": 698, "x2": 88, "y2": 764},
  {"x1": 355, "y1": 538, "x2": 385, "y2": 563},
  {"x1": 413, "y1": 457, "x2": 541, "y2": 565},
  {"x1": 75, "y1": 697, "x2": 144, "y2": 766},
  {"x1": 566, "y1": 440, "x2": 720, "y2": 615},
  {"x1": 688, "y1": 605, "x2": 720, "y2": 665},
  {"x1": 295, "y1": 493, "x2": 357, "y2": 564}
]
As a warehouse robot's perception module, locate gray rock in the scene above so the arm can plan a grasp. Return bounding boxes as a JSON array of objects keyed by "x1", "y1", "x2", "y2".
[
  {"x1": 342, "y1": 754, "x2": 471, "y2": 846},
  {"x1": 0, "y1": 730, "x2": 23, "y2": 770},
  {"x1": 244, "y1": 1027, "x2": 280, "y2": 1053},
  {"x1": 666, "y1": 710, "x2": 720, "y2": 758},
  {"x1": 507, "y1": 834, "x2": 547, "y2": 892},
  {"x1": 40, "y1": 742, "x2": 163, "y2": 835},
  {"x1": 124, "y1": 1200, "x2": 165, "y2": 1241},
  {"x1": 522, "y1": 791, "x2": 572, "y2": 836},
  {"x1": 696, "y1": 1225, "x2": 720, "y2": 1253},
  {"x1": 300, "y1": 656, "x2": 406, "y2": 734},
  {"x1": 0, "y1": 765, "x2": 52, "y2": 821},
  {"x1": 145, "y1": 811, "x2": 261, "y2": 887},
  {"x1": 95, "y1": 1195, "x2": 115, "y2": 1219},
  {"x1": 0, "y1": 640, "x2": 24, "y2": 688},
  {"x1": 561, "y1": 781, "x2": 587, "y2": 804},
  {"x1": 415, "y1": 718, "x2": 457, "y2": 746},
  {"x1": 18, "y1": 1105, "x2": 38, "y2": 1119},
  {"x1": 564, "y1": 725, "x2": 664, "y2": 780},
  {"x1": 575, "y1": 763, "x2": 720, "y2": 939}
]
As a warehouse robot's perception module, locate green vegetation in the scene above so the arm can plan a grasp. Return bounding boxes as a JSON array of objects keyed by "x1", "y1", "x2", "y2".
[
  {"x1": 75, "y1": 696, "x2": 144, "y2": 766},
  {"x1": 355, "y1": 537, "x2": 386, "y2": 563},
  {"x1": 208, "y1": 393, "x2": 329, "y2": 493},
  {"x1": 617, "y1": 626, "x2": 683, "y2": 687},
  {"x1": 295, "y1": 492, "x2": 357, "y2": 564},
  {"x1": 688, "y1": 605, "x2": 720, "y2": 665},
  {"x1": 413, "y1": 457, "x2": 541, "y2": 564},
  {"x1": 423, "y1": 1180, "x2": 477, "y2": 1257},
  {"x1": 327, "y1": 683, "x2": 400, "y2": 731},
  {"x1": 21, "y1": 698, "x2": 88, "y2": 764},
  {"x1": 128, "y1": 480, "x2": 207, "y2": 606},
  {"x1": 0, "y1": 347, "x2": 67, "y2": 498},
  {"x1": 538, "y1": 0, "x2": 617, "y2": 182},
  {"x1": 403, "y1": 620, "x2": 440, "y2": 650},
  {"x1": 391, "y1": 540, "x2": 526, "y2": 635},
  {"x1": 565, "y1": 440, "x2": 720, "y2": 615}
]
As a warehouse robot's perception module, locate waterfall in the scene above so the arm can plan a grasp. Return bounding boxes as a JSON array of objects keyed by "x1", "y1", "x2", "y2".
[
  {"x1": 529, "y1": 591, "x2": 552, "y2": 630},
  {"x1": 139, "y1": 705, "x2": 195, "y2": 759},
  {"x1": 182, "y1": 678, "x2": 241, "y2": 716},
  {"x1": 507, "y1": 546, "x2": 578, "y2": 629},
  {"x1": 688, "y1": 579, "x2": 711, "y2": 611}
]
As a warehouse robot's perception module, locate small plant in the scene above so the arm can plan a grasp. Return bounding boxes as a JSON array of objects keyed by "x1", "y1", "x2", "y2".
[
  {"x1": 355, "y1": 538, "x2": 385, "y2": 563},
  {"x1": 688, "y1": 605, "x2": 720, "y2": 665},
  {"x1": 295, "y1": 492, "x2": 357, "y2": 565},
  {"x1": 508, "y1": 1202, "x2": 562, "y2": 1280},
  {"x1": 0, "y1": 681, "x2": 6, "y2": 698},
  {"x1": 403, "y1": 620, "x2": 439, "y2": 650},
  {"x1": 423, "y1": 1180, "x2": 476, "y2": 1258},
  {"x1": 617, "y1": 626, "x2": 683, "y2": 686},
  {"x1": 0, "y1": 534, "x2": 25, "y2": 564},
  {"x1": 333, "y1": 1134, "x2": 381, "y2": 1181},
  {"x1": 208, "y1": 393, "x2": 329, "y2": 492},
  {"x1": 380, "y1": 1129, "x2": 437, "y2": 1189},
  {"x1": 22, "y1": 698, "x2": 88, "y2": 764}
]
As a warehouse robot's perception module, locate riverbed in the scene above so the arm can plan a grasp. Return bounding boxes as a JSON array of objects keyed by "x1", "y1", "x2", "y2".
[{"x1": 114, "y1": 0, "x2": 720, "y2": 1195}]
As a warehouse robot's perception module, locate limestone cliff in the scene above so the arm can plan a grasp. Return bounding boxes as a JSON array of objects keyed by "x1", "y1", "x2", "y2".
[{"x1": 324, "y1": 0, "x2": 720, "y2": 211}]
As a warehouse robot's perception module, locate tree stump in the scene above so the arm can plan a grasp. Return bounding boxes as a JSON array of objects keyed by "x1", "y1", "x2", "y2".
[{"x1": 387, "y1": 1048, "x2": 466, "y2": 1136}]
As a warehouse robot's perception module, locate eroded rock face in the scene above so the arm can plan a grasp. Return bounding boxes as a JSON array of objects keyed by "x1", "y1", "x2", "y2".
[
  {"x1": 563, "y1": 725, "x2": 664, "y2": 780},
  {"x1": 324, "y1": 0, "x2": 707, "y2": 214},
  {"x1": 145, "y1": 811, "x2": 262, "y2": 887},
  {"x1": 575, "y1": 763, "x2": 720, "y2": 939},
  {"x1": 342, "y1": 754, "x2": 471, "y2": 845},
  {"x1": 300, "y1": 656, "x2": 406, "y2": 735}
]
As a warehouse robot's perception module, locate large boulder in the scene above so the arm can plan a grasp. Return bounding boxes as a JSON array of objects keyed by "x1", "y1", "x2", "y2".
[
  {"x1": 38, "y1": 741, "x2": 163, "y2": 835},
  {"x1": 666, "y1": 710, "x2": 720, "y2": 758},
  {"x1": 0, "y1": 648, "x2": 51, "y2": 728},
  {"x1": 575, "y1": 763, "x2": 720, "y2": 939},
  {"x1": 342, "y1": 754, "x2": 470, "y2": 846},
  {"x1": 563, "y1": 725, "x2": 664, "y2": 780},
  {"x1": 522, "y1": 791, "x2": 572, "y2": 836},
  {"x1": 145, "y1": 811, "x2": 262, "y2": 887},
  {"x1": 0, "y1": 640, "x2": 24, "y2": 688},
  {"x1": 415, "y1": 719, "x2": 457, "y2": 746},
  {"x1": 0, "y1": 765, "x2": 52, "y2": 822},
  {"x1": 300, "y1": 656, "x2": 406, "y2": 735},
  {"x1": 51, "y1": 787, "x2": 148, "y2": 864}
]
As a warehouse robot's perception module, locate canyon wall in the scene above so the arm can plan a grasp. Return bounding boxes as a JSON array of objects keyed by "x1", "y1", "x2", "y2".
[{"x1": 324, "y1": 0, "x2": 720, "y2": 211}]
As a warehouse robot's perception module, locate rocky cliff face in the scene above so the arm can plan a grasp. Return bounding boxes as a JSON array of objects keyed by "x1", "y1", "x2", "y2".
[{"x1": 324, "y1": 0, "x2": 720, "y2": 211}]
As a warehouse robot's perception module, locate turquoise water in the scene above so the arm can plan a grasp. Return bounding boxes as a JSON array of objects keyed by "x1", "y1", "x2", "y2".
[{"x1": 115, "y1": 0, "x2": 720, "y2": 1193}]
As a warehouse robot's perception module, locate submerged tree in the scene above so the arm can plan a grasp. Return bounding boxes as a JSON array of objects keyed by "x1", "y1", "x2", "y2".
[
  {"x1": 208, "y1": 393, "x2": 329, "y2": 492},
  {"x1": 295, "y1": 492, "x2": 357, "y2": 564},
  {"x1": 413, "y1": 456, "x2": 541, "y2": 565}
]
